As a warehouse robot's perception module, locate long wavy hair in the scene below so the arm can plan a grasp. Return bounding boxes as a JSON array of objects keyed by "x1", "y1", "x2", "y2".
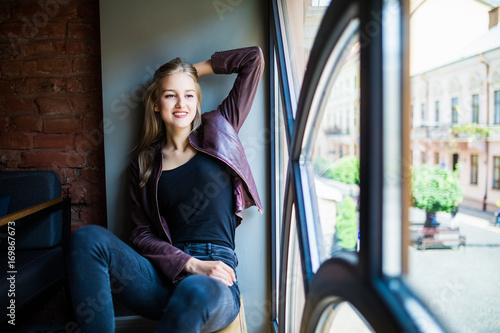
[{"x1": 135, "y1": 58, "x2": 202, "y2": 187}]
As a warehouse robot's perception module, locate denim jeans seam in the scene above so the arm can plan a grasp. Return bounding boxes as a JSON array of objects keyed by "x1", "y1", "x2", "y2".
[{"x1": 109, "y1": 249, "x2": 165, "y2": 288}]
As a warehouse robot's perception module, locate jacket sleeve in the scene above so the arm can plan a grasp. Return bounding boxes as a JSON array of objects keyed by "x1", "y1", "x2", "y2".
[
  {"x1": 211, "y1": 46, "x2": 265, "y2": 133},
  {"x1": 129, "y1": 158, "x2": 191, "y2": 284}
]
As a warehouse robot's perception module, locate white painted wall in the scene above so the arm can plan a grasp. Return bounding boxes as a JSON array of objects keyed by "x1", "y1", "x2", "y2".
[{"x1": 99, "y1": 1, "x2": 270, "y2": 332}]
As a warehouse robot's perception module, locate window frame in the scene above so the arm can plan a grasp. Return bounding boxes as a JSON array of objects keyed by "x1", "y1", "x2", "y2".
[{"x1": 270, "y1": 0, "x2": 447, "y2": 332}]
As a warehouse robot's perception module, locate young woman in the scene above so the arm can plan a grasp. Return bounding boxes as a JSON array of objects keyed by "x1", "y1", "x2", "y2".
[{"x1": 69, "y1": 46, "x2": 264, "y2": 332}]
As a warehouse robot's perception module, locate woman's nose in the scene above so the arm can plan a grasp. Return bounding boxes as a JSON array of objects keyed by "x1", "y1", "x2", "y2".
[{"x1": 176, "y1": 97, "x2": 185, "y2": 108}]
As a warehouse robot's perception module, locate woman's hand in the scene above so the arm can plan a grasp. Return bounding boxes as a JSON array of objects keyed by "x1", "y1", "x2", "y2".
[
  {"x1": 193, "y1": 60, "x2": 214, "y2": 77},
  {"x1": 183, "y1": 257, "x2": 236, "y2": 286}
]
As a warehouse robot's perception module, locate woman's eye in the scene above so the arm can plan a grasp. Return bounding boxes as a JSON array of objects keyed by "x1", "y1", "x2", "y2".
[
  {"x1": 186, "y1": 94, "x2": 194, "y2": 98},
  {"x1": 165, "y1": 94, "x2": 175, "y2": 98}
]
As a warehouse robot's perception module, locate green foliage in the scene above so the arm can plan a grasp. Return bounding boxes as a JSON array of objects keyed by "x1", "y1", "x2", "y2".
[
  {"x1": 336, "y1": 196, "x2": 358, "y2": 250},
  {"x1": 412, "y1": 165, "x2": 463, "y2": 213},
  {"x1": 451, "y1": 123, "x2": 495, "y2": 140},
  {"x1": 313, "y1": 155, "x2": 360, "y2": 185}
]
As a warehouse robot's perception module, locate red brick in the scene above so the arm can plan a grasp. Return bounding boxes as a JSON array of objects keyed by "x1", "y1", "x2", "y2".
[
  {"x1": 88, "y1": 39, "x2": 100, "y2": 55},
  {"x1": 22, "y1": 61, "x2": 37, "y2": 76},
  {"x1": 78, "y1": 3, "x2": 99, "y2": 20},
  {"x1": 37, "y1": 22, "x2": 67, "y2": 38},
  {"x1": 53, "y1": 40, "x2": 66, "y2": 52},
  {"x1": 67, "y1": 22, "x2": 95, "y2": 39},
  {"x1": 82, "y1": 114, "x2": 101, "y2": 131},
  {"x1": 81, "y1": 168, "x2": 105, "y2": 184},
  {"x1": 0, "y1": 80, "x2": 16, "y2": 94},
  {"x1": 86, "y1": 149, "x2": 104, "y2": 166},
  {"x1": 74, "y1": 132, "x2": 100, "y2": 151},
  {"x1": 1, "y1": 61, "x2": 22, "y2": 77},
  {"x1": 71, "y1": 97, "x2": 101, "y2": 114},
  {"x1": 21, "y1": 151, "x2": 85, "y2": 168},
  {"x1": 37, "y1": 57, "x2": 71, "y2": 74},
  {"x1": 66, "y1": 77, "x2": 84, "y2": 92},
  {"x1": 56, "y1": 5, "x2": 79, "y2": 20},
  {"x1": 79, "y1": 205, "x2": 107, "y2": 227},
  {"x1": 19, "y1": 78, "x2": 66, "y2": 94},
  {"x1": 37, "y1": 97, "x2": 72, "y2": 115},
  {"x1": 11, "y1": 5, "x2": 45, "y2": 19},
  {"x1": 0, "y1": 43, "x2": 20, "y2": 60},
  {"x1": 4, "y1": 97, "x2": 37, "y2": 112},
  {"x1": 85, "y1": 183, "x2": 106, "y2": 205},
  {"x1": 0, "y1": 116, "x2": 11, "y2": 131},
  {"x1": 60, "y1": 168, "x2": 79, "y2": 184},
  {"x1": 83, "y1": 75, "x2": 101, "y2": 93},
  {"x1": 18, "y1": 40, "x2": 54, "y2": 56},
  {"x1": 34, "y1": 134, "x2": 74, "y2": 149},
  {"x1": 65, "y1": 40, "x2": 87, "y2": 55},
  {"x1": 12, "y1": 116, "x2": 42, "y2": 132},
  {"x1": 68, "y1": 180, "x2": 87, "y2": 204},
  {"x1": 1, "y1": 22, "x2": 25, "y2": 39},
  {"x1": 0, "y1": 151, "x2": 22, "y2": 168},
  {"x1": 0, "y1": 132, "x2": 33, "y2": 149},
  {"x1": 0, "y1": 7, "x2": 10, "y2": 21},
  {"x1": 72, "y1": 57, "x2": 99, "y2": 73},
  {"x1": 43, "y1": 117, "x2": 81, "y2": 134}
]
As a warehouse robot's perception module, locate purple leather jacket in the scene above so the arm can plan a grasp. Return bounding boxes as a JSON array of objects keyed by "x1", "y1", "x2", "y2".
[{"x1": 129, "y1": 46, "x2": 264, "y2": 283}]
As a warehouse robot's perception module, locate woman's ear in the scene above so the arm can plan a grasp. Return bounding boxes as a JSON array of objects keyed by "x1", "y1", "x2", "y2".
[{"x1": 154, "y1": 104, "x2": 159, "y2": 112}]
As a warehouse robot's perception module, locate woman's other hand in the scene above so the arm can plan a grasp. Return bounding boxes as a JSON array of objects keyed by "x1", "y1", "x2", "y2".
[{"x1": 183, "y1": 257, "x2": 236, "y2": 286}]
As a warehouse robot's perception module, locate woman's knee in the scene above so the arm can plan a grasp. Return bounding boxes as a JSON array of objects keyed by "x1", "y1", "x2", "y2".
[
  {"x1": 175, "y1": 275, "x2": 225, "y2": 304},
  {"x1": 70, "y1": 225, "x2": 115, "y2": 255}
]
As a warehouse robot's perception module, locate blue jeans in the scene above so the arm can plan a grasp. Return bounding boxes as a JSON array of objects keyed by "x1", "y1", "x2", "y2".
[{"x1": 69, "y1": 225, "x2": 240, "y2": 333}]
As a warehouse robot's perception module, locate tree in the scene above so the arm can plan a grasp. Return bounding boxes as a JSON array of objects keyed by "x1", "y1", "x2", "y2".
[
  {"x1": 335, "y1": 196, "x2": 358, "y2": 250},
  {"x1": 412, "y1": 165, "x2": 463, "y2": 226},
  {"x1": 313, "y1": 155, "x2": 359, "y2": 185}
]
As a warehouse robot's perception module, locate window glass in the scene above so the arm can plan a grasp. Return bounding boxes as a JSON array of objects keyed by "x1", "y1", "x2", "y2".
[
  {"x1": 494, "y1": 157, "x2": 500, "y2": 190},
  {"x1": 451, "y1": 97, "x2": 459, "y2": 124},
  {"x1": 280, "y1": 0, "x2": 332, "y2": 93},
  {"x1": 435, "y1": 101, "x2": 440, "y2": 123},
  {"x1": 314, "y1": 302, "x2": 374, "y2": 333},
  {"x1": 273, "y1": 53, "x2": 290, "y2": 321},
  {"x1": 300, "y1": 23, "x2": 360, "y2": 264},
  {"x1": 470, "y1": 154, "x2": 478, "y2": 185},
  {"x1": 285, "y1": 205, "x2": 306, "y2": 332},
  {"x1": 408, "y1": 2, "x2": 500, "y2": 332},
  {"x1": 495, "y1": 90, "x2": 500, "y2": 125},
  {"x1": 472, "y1": 94, "x2": 479, "y2": 124}
]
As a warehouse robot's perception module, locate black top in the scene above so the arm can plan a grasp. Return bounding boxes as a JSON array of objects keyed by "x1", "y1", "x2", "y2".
[{"x1": 157, "y1": 152, "x2": 237, "y2": 249}]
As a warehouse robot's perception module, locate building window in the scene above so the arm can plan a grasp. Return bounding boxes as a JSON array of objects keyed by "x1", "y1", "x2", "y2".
[
  {"x1": 421, "y1": 151, "x2": 426, "y2": 164},
  {"x1": 434, "y1": 152, "x2": 439, "y2": 165},
  {"x1": 452, "y1": 153, "x2": 459, "y2": 171},
  {"x1": 494, "y1": 157, "x2": 500, "y2": 189},
  {"x1": 435, "y1": 100, "x2": 440, "y2": 123},
  {"x1": 421, "y1": 103, "x2": 425, "y2": 123},
  {"x1": 472, "y1": 94, "x2": 479, "y2": 123},
  {"x1": 471, "y1": 155, "x2": 478, "y2": 185},
  {"x1": 452, "y1": 97, "x2": 459, "y2": 124},
  {"x1": 495, "y1": 91, "x2": 500, "y2": 125}
]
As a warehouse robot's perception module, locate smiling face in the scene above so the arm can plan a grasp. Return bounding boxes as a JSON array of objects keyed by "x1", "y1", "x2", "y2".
[{"x1": 155, "y1": 72, "x2": 199, "y2": 132}]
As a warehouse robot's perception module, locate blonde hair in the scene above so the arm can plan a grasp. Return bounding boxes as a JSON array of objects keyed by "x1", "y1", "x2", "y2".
[{"x1": 135, "y1": 58, "x2": 202, "y2": 187}]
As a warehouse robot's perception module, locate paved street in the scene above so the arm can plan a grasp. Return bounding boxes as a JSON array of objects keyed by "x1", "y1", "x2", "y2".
[{"x1": 407, "y1": 208, "x2": 500, "y2": 333}]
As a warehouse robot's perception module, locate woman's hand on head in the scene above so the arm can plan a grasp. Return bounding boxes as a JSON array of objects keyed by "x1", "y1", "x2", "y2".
[{"x1": 183, "y1": 257, "x2": 236, "y2": 286}]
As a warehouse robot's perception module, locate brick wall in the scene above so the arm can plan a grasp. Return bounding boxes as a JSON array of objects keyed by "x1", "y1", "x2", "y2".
[{"x1": 0, "y1": 0, "x2": 106, "y2": 230}]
